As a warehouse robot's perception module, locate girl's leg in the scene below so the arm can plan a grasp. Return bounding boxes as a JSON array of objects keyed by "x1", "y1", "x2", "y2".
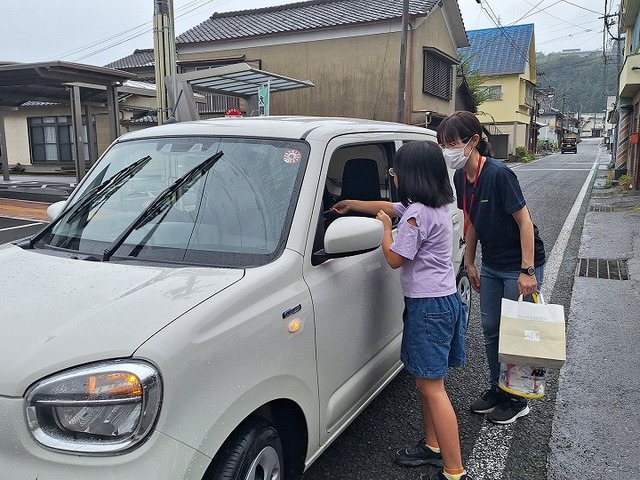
[{"x1": 416, "y1": 377, "x2": 462, "y2": 471}]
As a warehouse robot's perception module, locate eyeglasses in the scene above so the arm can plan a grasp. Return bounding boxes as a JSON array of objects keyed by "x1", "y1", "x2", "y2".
[{"x1": 388, "y1": 168, "x2": 396, "y2": 177}]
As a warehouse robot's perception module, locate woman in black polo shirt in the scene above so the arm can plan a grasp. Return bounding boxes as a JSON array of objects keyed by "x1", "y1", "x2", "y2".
[{"x1": 436, "y1": 111, "x2": 545, "y2": 425}]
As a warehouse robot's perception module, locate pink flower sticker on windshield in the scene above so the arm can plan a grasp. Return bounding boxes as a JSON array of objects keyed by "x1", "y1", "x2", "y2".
[{"x1": 282, "y1": 149, "x2": 302, "y2": 164}]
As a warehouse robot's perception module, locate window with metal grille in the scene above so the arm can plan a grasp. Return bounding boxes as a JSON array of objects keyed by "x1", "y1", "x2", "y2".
[
  {"x1": 482, "y1": 85, "x2": 502, "y2": 101},
  {"x1": 423, "y1": 49, "x2": 454, "y2": 100}
]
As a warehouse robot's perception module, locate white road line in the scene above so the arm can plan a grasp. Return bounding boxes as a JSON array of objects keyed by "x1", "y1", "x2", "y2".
[
  {"x1": 0, "y1": 222, "x2": 43, "y2": 232},
  {"x1": 540, "y1": 151, "x2": 600, "y2": 300},
  {"x1": 467, "y1": 422, "x2": 516, "y2": 479},
  {"x1": 514, "y1": 168, "x2": 592, "y2": 171},
  {"x1": 466, "y1": 149, "x2": 600, "y2": 479}
]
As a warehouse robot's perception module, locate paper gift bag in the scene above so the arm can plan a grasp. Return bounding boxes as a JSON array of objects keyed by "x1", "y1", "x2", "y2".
[{"x1": 498, "y1": 293, "x2": 566, "y2": 369}]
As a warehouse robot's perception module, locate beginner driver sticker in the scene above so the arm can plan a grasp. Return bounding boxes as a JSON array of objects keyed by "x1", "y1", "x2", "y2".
[{"x1": 282, "y1": 149, "x2": 302, "y2": 164}]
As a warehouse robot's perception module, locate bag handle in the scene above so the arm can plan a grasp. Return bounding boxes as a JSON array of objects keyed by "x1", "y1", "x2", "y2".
[{"x1": 517, "y1": 292, "x2": 545, "y2": 304}]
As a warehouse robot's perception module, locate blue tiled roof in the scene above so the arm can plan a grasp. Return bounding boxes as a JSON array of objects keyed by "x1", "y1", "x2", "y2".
[
  {"x1": 177, "y1": 0, "x2": 440, "y2": 44},
  {"x1": 458, "y1": 24, "x2": 534, "y2": 76}
]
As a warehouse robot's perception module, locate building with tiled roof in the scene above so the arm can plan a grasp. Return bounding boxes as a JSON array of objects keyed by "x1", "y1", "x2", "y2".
[
  {"x1": 105, "y1": 49, "x2": 156, "y2": 81},
  {"x1": 457, "y1": 24, "x2": 538, "y2": 158},
  {"x1": 176, "y1": 0, "x2": 460, "y2": 44},
  {"x1": 109, "y1": 0, "x2": 469, "y2": 125},
  {"x1": 461, "y1": 24, "x2": 534, "y2": 76}
]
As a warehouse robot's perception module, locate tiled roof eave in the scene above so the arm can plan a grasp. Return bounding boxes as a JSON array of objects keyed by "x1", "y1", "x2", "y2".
[
  {"x1": 176, "y1": 18, "x2": 408, "y2": 46},
  {"x1": 177, "y1": 17, "x2": 413, "y2": 45},
  {"x1": 176, "y1": 0, "x2": 438, "y2": 44}
]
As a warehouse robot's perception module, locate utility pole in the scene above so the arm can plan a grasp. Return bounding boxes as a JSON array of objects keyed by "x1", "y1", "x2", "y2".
[
  {"x1": 153, "y1": 0, "x2": 177, "y2": 125},
  {"x1": 396, "y1": 0, "x2": 409, "y2": 123},
  {"x1": 561, "y1": 90, "x2": 567, "y2": 136}
]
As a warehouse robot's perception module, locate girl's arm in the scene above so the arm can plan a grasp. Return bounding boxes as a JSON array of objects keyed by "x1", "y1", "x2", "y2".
[
  {"x1": 331, "y1": 199, "x2": 397, "y2": 217},
  {"x1": 378, "y1": 210, "x2": 405, "y2": 269},
  {"x1": 512, "y1": 206, "x2": 538, "y2": 296}
]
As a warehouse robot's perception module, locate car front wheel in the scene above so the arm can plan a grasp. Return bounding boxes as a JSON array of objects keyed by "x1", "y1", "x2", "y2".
[
  {"x1": 457, "y1": 268, "x2": 472, "y2": 323},
  {"x1": 207, "y1": 419, "x2": 284, "y2": 480}
]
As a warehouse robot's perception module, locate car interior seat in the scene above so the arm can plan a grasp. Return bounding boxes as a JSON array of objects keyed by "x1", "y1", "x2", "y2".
[
  {"x1": 338, "y1": 158, "x2": 382, "y2": 203},
  {"x1": 315, "y1": 157, "x2": 383, "y2": 259}
]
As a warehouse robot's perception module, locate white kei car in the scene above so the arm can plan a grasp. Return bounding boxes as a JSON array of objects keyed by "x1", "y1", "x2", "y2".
[{"x1": 0, "y1": 116, "x2": 469, "y2": 479}]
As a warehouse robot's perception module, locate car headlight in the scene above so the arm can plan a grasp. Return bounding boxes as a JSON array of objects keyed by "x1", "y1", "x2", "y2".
[{"x1": 24, "y1": 360, "x2": 162, "y2": 455}]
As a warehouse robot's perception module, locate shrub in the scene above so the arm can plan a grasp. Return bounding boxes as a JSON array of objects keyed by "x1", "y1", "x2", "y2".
[
  {"x1": 515, "y1": 146, "x2": 528, "y2": 161},
  {"x1": 618, "y1": 174, "x2": 633, "y2": 190}
]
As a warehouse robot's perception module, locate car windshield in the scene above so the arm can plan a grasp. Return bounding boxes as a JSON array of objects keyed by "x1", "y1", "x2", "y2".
[{"x1": 38, "y1": 136, "x2": 309, "y2": 267}]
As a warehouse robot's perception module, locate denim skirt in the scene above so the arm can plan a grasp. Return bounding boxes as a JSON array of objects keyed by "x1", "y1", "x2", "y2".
[{"x1": 400, "y1": 292, "x2": 467, "y2": 379}]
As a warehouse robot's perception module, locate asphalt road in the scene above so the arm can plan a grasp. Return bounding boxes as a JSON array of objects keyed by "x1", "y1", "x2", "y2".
[
  {"x1": 0, "y1": 217, "x2": 46, "y2": 244},
  {"x1": 0, "y1": 140, "x2": 600, "y2": 479},
  {"x1": 301, "y1": 139, "x2": 598, "y2": 480}
]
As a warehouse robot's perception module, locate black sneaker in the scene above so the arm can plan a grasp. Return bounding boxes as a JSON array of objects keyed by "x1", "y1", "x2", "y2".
[
  {"x1": 470, "y1": 388, "x2": 503, "y2": 414},
  {"x1": 394, "y1": 439, "x2": 443, "y2": 467},
  {"x1": 489, "y1": 398, "x2": 530, "y2": 424},
  {"x1": 427, "y1": 470, "x2": 474, "y2": 480}
]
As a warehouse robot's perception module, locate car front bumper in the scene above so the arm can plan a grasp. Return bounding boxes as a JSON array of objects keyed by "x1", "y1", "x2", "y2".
[{"x1": 0, "y1": 396, "x2": 212, "y2": 479}]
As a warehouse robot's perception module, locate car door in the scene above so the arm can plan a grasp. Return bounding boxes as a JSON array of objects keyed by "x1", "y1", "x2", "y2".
[{"x1": 302, "y1": 134, "x2": 408, "y2": 446}]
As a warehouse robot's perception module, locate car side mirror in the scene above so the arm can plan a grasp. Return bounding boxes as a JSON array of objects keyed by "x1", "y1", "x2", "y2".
[
  {"x1": 312, "y1": 216, "x2": 383, "y2": 264},
  {"x1": 46, "y1": 200, "x2": 68, "y2": 221}
]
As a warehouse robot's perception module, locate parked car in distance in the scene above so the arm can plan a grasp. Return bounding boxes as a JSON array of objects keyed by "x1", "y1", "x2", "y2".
[
  {"x1": 0, "y1": 116, "x2": 470, "y2": 480},
  {"x1": 560, "y1": 136, "x2": 578, "y2": 153}
]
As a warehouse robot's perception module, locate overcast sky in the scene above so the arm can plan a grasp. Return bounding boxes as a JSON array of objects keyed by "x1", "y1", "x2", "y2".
[{"x1": 0, "y1": 0, "x2": 621, "y2": 67}]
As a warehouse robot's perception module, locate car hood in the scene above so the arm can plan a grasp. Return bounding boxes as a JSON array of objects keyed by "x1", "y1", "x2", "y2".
[{"x1": 0, "y1": 244, "x2": 244, "y2": 396}]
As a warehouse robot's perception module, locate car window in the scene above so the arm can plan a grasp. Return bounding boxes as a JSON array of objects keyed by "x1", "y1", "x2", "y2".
[
  {"x1": 313, "y1": 142, "x2": 393, "y2": 260},
  {"x1": 322, "y1": 143, "x2": 393, "y2": 218},
  {"x1": 39, "y1": 136, "x2": 310, "y2": 267}
]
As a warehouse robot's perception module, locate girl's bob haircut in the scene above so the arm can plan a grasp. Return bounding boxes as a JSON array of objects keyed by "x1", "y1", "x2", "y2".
[{"x1": 393, "y1": 140, "x2": 454, "y2": 208}]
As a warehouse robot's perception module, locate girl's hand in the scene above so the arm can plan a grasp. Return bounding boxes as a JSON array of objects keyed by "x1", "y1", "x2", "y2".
[
  {"x1": 518, "y1": 273, "x2": 538, "y2": 297},
  {"x1": 376, "y1": 210, "x2": 392, "y2": 230},
  {"x1": 330, "y1": 200, "x2": 351, "y2": 214}
]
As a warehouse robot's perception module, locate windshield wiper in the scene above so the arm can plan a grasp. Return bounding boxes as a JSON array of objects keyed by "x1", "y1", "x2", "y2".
[
  {"x1": 26, "y1": 155, "x2": 153, "y2": 249},
  {"x1": 101, "y1": 150, "x2": 224, "y2": 261}
]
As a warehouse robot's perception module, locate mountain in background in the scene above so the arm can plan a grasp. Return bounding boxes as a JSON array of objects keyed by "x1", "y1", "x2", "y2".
[{"x1": 535, "y1": 50, "x2": 620, "y2": 114}]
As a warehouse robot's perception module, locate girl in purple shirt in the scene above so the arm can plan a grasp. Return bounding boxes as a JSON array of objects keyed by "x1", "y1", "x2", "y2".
[{"x1": 331, "y1": 141, "x2": 471, "y2": 480}]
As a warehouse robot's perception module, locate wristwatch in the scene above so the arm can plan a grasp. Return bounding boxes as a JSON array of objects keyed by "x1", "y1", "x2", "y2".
[{"x1": 520, "y1": 266, "x2": 535, "y2": 276}]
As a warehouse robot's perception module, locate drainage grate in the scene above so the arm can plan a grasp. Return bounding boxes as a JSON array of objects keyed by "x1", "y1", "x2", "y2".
[
  {"x1": 589, "y1": 205, "x2": 614, "y2": 212},
  {"x1": 576, "y1": 258, "x2": 629, "y2": 280}
]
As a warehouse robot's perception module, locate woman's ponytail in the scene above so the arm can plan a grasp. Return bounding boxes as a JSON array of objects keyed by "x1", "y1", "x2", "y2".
[{"x1": 476, "y1": 138, "x2": 494, "y2": 157}]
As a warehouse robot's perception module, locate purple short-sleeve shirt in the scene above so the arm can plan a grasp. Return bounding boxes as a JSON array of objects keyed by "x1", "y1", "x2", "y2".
[{"x1": 391, "y1": 202, "x2": 457, "y2": 298}]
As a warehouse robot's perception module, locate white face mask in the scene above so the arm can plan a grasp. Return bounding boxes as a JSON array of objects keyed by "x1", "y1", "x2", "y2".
[{"x1": 442, "y1": 138, "x2": 472, "y2": 169}]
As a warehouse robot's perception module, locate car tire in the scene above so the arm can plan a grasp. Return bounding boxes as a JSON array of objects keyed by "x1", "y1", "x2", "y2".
[
  {"x1": 457, "y1": 268, "x2": 472, "y2": 323},
  {"x1": 206, "y1": 419, "x2": 284, "y2": 480}
]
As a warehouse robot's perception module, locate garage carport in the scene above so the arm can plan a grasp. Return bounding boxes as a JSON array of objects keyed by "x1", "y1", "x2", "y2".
[
  {"x1": 168, "y1": 62, "x2": 315, "y2": 121},
  {"x1": 0, "y1": 61, "x2": 138, "y2": 182}
]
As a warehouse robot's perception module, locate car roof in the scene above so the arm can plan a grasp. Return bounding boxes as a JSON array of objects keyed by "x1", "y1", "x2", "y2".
[{"x1": 117, "y1": 116, "x2": 436, "y2": 143}]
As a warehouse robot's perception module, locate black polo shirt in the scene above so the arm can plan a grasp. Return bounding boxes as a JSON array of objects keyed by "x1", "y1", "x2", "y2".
[{"x1": 453, "y1": 157, "x2": 545, "y2": 271}]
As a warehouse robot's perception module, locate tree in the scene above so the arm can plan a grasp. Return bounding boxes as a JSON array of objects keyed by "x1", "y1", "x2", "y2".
[{"x1": 457, "y1": 52, "x2": 491, "y2": 108}]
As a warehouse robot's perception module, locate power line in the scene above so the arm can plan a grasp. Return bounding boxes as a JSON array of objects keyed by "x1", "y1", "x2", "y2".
[
  {"x1": 559, "y1": 0, "x2": 603, "y2": 15},
  {"x1": 51, "y1": 0, "x2": 223, "y2": 64}
]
